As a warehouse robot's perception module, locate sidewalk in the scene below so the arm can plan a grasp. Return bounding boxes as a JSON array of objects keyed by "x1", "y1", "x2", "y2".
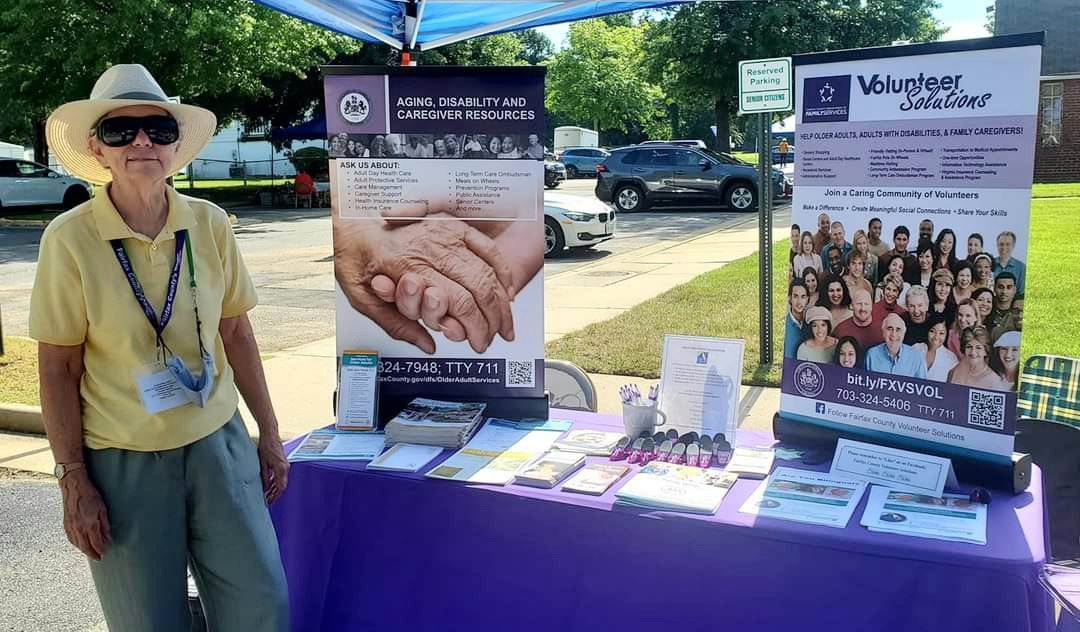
[{"x1": 0, "y1": 204, "x2": 791, "y2": 474}]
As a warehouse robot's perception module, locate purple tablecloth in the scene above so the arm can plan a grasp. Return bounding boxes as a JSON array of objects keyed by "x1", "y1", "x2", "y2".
[{"x1": 270, "y1": 409, "x2": 1053, "y2": 632}]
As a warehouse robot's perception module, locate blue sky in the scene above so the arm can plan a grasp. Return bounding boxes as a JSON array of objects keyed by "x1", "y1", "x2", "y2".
[{"x1": 536, "y1": 0, "x2": 992, "y2": 48}]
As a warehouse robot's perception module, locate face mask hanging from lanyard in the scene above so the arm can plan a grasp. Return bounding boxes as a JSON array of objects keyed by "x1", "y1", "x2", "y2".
[{"x1": 110, "y1": 229, "x2": 216, "y2": 408}]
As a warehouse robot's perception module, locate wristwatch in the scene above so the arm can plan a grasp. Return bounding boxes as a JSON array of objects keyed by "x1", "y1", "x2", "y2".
[{"x1": 54, "y1": 462, "x2": 86, "y2": 480}]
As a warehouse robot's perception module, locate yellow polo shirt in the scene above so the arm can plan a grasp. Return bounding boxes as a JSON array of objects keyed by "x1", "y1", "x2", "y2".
[{"x1": 30, "y1": 186, "x2": 257, "y2": 451}]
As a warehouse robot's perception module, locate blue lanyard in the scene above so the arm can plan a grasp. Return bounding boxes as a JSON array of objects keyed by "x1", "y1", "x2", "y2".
[{"x1": 110, "y1": 229, "x2": 204, "y2": 355}]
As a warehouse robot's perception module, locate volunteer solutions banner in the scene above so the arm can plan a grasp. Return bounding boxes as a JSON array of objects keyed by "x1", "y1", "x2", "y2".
[
  {"x1": 324, "y1": 66, "x2": 545, "y2": 401},
  {"x1": 782, "y1": 34, "x2": 1042, "y2": 462}
]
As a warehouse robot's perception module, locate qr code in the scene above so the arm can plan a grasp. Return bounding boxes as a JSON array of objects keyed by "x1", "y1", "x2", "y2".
[
  {"x1": 505, "y1": 360, "x2": 535, "y2": 388},
  {"x1": 967, "y1": 389, "x2": 1006, "y2": 430}
]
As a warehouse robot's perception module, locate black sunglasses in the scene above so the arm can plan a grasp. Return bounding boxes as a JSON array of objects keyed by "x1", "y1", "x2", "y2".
[{"x1": 95, "y1": 115, "x2": 179, "y2": 147}]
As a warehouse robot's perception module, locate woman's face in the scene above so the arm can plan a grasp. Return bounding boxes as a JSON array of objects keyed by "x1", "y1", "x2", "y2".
[
  {"x1": 827, "y1": 281, "x2": 844, "y2": 306},
  {"x1": 957, "y1": 305, "x2": 977, "y2": 329},
  {"x1": 801, "y1": 234, "x2": 814, "y2": 254},
  {"x1": 918, "y1": 249, "x2": 933, "y2": 271},
  {"x1": 811, "y1": 320, "x2": 828, "y2": 340},
  {"x1": 490, "y1": 137, "x2": 501, "y2": 153},
  {"x1": 804, "y1": 272, "x2": 818, "y2": 293},
  {"x1": 501, "y1": 136, "x2": 514, "y2": 152},
  {"x1": 346, "y1": 140, "x2": 355, "y2": 152},
  {"x1": 889, "y1": 257, "x2": 904, "y2": 276},
  {"x1": 965, "y1": 339, "x2": 987, "y2": 364},
  {"x1": 883, "y1": 282, "x2": 899, "y2": 305},
  {"x1": 934, "y1": 280, "x2": 951, "y2": 302},
  {"x1": 956, "y1": 267, "x2": 972, "y2": 288},
  {"x1": 998, "y1": 346, "x2": 1019, "y2": 367},
  {"x1": 940, "y1": 233, "x2": 954, "y2": 255},
  {"x1": 975, "y1": 292, "x2": 993, "y2": 316},
  {"x1": 976, "y1": 258, "x2": 991, "y2": 280},
  {"x1": 90, "y1": 105, "x2": 181, "y2": 184},
  {"x1": 928, "y1": 322, "x2": 947, "y2": 349},
  {"x1": 838, "y1": 342, "x2": 857, "y2": 368},
  {"x1": 968, "y1": 236, "x2": 982, "y2": 256},
  {"x1": 855, "y1": 234, "x2": 868, "y2": 254}
]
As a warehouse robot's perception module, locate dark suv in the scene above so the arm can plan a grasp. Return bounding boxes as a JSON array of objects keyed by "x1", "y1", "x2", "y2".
[{"x1": 594, "y1": 145, "x2": 787, "y2": 212}]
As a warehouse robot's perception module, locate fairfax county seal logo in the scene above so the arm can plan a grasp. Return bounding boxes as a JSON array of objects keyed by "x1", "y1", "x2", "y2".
[
  {"x1": 819, "y1": 82, "x2": 835, "y2": 103},
  {"x1": 794, "y1": 362, "x2": 825, "y2": 398},
  {"x1": 339, "y1": 91, "x2": 370, "y2": 124}
]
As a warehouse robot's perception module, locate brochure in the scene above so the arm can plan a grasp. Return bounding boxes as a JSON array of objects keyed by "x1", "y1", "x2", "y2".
[
  {"x1": 553, "y1": 430, "x2": 626, "y2": 456},
  {"x1": 425, "y1": 419, "x2": 561, "y2": 485},
  {"x1": 366, "y1": 443, "x2": 444, "y2": 473},
  {"x1": 287, "y1": 429, "x2": 386, "y2": 462},
  {"x1": 384, "y1": 398, "x2": 487, "y2": 448},
  {"x1": 615, "y1": 462, "x2": 738, "y2": 515},
  {"x1": 335, "y1": 349, "x2": 379, "y2": 431},
  {"x1": 562, "y1": 463, "x2": 630, "y2": 496},
  {"x1": 739, "y1": 467, "x2": 867, "y2": 528},
  {"x1": 725, "y1": 447, "x2": 775, "y2": 479},
  {"x1": 657, "y1": 335, "x2": 744, "y2": 441},
  {"x1": 859, "y1": 486, "x2": 987, "y2": 545},
  {"x1": 514, "y1": 451, "x2": 587, "y2": 488}
]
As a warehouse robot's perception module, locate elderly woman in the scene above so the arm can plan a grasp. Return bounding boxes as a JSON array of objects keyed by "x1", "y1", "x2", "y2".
[
  {"x1": 948, "y1": 326, "x2": 1011, "y2": 390},
  {"x1": 31, "y1": 65, "x2": 288, "y2": 630}
]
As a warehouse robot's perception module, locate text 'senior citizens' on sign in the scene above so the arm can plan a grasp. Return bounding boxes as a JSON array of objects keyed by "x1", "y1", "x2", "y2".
[
  {"x1": 324, "y1": 66, "x2": 546, "y2": 406},
  {"x1": 739, "y1": 57, "x2": 792, "y2": 115},
  {"x1": 782, "y1": 34, "x2": 1043, "y2": 463}
]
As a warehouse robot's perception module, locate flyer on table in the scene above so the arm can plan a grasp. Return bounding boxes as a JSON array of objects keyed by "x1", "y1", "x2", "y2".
[
  {"x1": 782, "y1": 35, "x2": 1042, "y2": 462},
  {"x1": 658, "y1": 335, "x2": 744, "y2": 441},
  {"x1": 325, "y1": 67, "x2": 546, "y2": 402}
]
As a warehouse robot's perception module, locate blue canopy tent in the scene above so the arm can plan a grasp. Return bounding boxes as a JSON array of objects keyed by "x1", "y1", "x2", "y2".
[
  {"x1": 252, "y1": 0, "x2": 691, "y2": 52},
  {"x1": 270, "y1": 114, "x2": 327, "y2": 142}
]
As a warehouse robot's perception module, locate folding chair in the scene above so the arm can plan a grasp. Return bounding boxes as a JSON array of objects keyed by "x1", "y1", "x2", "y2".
[
  {"x1": 1019, "y1": 354, "x2": 1080, "y2": 428},
  {"x1": 545, "y1": 359, "x2": 598, "y2": 412}
]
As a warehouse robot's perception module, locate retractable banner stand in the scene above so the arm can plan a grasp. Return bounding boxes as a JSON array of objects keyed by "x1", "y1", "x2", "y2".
[
  {"x1": 780, "y1": 34, "x2": 1042, "y2": 470},
  {"x1": 325, "y1": 66, "x2": 547, "y2": 421}
]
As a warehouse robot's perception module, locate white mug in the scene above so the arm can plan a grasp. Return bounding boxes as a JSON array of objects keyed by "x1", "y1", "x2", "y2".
[{"x1": 622, "y1": 403, "x2": 668, "y2": 438}]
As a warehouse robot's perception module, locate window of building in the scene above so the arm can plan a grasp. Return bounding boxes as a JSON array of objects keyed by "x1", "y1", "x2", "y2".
[{"x1": 1040, "y1": 82, "x2": 1063, "y2": 147}]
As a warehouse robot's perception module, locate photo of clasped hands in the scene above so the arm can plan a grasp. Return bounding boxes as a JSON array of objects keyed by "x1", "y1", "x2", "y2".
[{"x1": 333, "y1": 202, "x2": 542, "y2": 354}]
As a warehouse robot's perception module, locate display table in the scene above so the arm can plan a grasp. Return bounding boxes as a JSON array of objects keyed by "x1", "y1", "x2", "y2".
[{"x1": 270, "y1": 409, "x2": 1053, "y2": 632}]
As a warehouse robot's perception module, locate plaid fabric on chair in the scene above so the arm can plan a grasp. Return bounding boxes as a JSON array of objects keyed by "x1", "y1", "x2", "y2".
[{"x1": 1019, "y1": 354, "x2": 1080, "y2": 428}]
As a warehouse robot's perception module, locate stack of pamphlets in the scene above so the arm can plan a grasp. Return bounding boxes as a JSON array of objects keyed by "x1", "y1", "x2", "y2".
[
  {"x1": 366, "y1": 443, "x2": 445, "y2": 473},
  {"x1": 552, "y1": 429, "x2": 626, "y2": 456},
  {"x1": 859, "y1": 487, "x2": 987, "y2": 545},
  {"x1": 286, "y1": 429, "x2": 386, "y2": 462},
  {"x1": 426, "y1": 419, "x2": 564, "y2": 485},
  {"x1": 383, "y1": 398, "x2": 486, "y2": 448},
  {"x1": 739, "y1": 467, "x2": 867, "y2": 528},
  {"x1": 724, "y1": 447, "x2": 775, "y2": 479},
  {"x1": 615, "y1": 462, "x2": 739, "y2": 514},
  {"x1": 562, "y1": 463, "x2": 630, "y2": 495},
  {"x1": 514, "y1": 451, "x2": 587, "y2": 488}
]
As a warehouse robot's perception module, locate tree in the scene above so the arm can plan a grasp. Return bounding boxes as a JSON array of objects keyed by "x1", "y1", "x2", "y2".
[
  {"x1": 421, "y1": 33, "x2": 524, "y2": 66},
  {"x1": 546, "y1": 19, "x2": 668, "y2": 143},
  {"x1": 0, "y1": 0, "x2": 358, "y2": 162},
  {"x1": 513, "y1": 29, "x2": 555, "y2": 65},
  {"x1": 646, "y1": 0, "x2": 944, "y2": 152}
]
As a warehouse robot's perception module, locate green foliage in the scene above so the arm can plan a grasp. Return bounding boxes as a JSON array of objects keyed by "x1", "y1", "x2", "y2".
[
  {"x1": 422, "y1": 33, "x2": 524, "y2": 66},
  {"x1": 0, "y1": 0, "x2": 358, "y2": 151},
  {"x1": 286, "y1": 146, "x2": 329, "y2": 180},
  {"x1": 545, "y1": 19, "x2": 668, "y2": 142},
  {"x1": 513, "y1": 29, "x2": 555, "y2": 65}
]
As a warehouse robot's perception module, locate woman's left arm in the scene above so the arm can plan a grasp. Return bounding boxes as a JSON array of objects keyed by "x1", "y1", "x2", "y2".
[{"x1": 220, "y1": 314, "x2": 288, "y2": 503}]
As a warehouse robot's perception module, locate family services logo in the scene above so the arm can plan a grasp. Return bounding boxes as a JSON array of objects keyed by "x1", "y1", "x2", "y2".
[
  {"x1": 802, "y1": 75, "x2": 851, "y2": 123},
  {"x1": 339, "y1": 91, "x2": 370, "y2": 124},
  {"x1": 794, "y1": 362, "x2": 825, "y2": 398}
]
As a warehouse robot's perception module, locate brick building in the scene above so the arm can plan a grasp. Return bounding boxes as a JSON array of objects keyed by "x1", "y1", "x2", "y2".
[{"x1": 996, "y1": 0, "x2": 1080, "y2": 182}]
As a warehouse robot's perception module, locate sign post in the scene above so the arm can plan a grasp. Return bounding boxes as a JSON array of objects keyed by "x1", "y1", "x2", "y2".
[{"x1": 739, "y1": 57, "x2": 791, "y2": 367}]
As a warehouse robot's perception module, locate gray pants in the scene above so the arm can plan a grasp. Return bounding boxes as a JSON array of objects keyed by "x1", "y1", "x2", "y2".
[{"x1": 85, "y1": 412, "x2": 289, "y2": 632}]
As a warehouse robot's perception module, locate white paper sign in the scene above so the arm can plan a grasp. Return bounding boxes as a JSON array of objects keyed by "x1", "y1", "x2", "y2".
[
  {"x1": 658, "y1": 335, "x2": 744, "y2": 441},
  {"x1": 137, "y1": 367, "x2": 192, "y2": 414},
  {"x1": 830, "y1": 439, "x2": 957, "y2": 497}
]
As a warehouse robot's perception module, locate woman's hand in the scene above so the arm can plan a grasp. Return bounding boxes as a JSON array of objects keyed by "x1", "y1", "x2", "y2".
[
  {"x1": 257, "y1": 436, "x2": 289, "y2": 504},
  {"x1": 60, "y1": 470, "x2": 111, "y2": 561}
]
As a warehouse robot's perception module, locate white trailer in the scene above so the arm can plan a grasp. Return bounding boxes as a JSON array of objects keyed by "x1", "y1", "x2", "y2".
[
  {"x1": 0, "y1": 141, "x2": 25, "y2": 159},
  {"x1": 554, "y1": 126, "x2": 598, "y2": 152}
]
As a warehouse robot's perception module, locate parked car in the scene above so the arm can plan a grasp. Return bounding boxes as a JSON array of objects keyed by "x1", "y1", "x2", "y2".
[
  {"x1": 544, "y1": 191, "x2": 616, "y2": 257},
  {"x1": 0, "y1": 159, "x2": 92, "y2": 209},
  {"x1": 555, "y1": 147, "x2": 610, "y2": 178},
  {"x1": 544, "y1": 152, "x2": 566, "y2": 188},
  {"x1": 594, "y1": 145, "x2": 786, "y2": 213},
  {"x1": 638, "y1": 139, "x2": 708, "y2": 150}
]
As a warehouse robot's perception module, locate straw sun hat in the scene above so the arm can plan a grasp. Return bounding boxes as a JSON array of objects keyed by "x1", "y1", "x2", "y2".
[{"x1": 46, "y1": 64, "x2": 217, "y2": 185}]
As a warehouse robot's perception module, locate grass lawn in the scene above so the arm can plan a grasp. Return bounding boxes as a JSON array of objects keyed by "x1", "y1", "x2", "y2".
[
  {"x1": 545, "y1": 196, "x2": 1080, "y2": 385},
  {"x1": 1031, "y1": 182, "x2": 1080, "y2": 198},
  {"x1": 0, "y1": 337, "x2": 39, "y2": 406}
]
